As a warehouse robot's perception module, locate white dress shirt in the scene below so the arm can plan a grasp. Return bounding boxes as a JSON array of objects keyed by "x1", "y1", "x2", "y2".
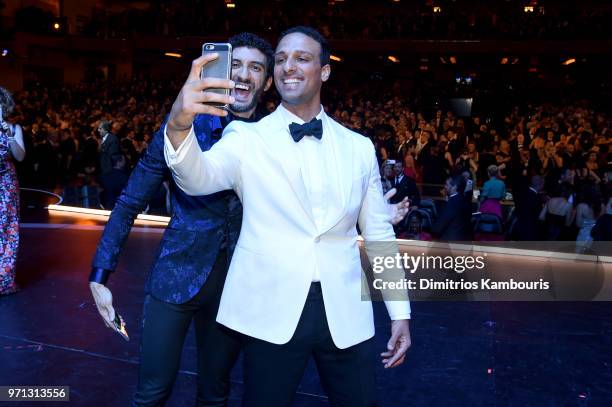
[{"x1": 278, "y1": 105, "x2": 341, "y2": 281}]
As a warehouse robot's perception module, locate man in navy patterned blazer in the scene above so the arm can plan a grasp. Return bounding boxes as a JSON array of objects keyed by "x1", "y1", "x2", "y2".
[{"x1": 88, "y1": 33, "x2": 274, "y2": 406}]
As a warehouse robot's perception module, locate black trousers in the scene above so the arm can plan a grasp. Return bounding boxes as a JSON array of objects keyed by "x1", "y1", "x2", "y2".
[
  {"x1": 241, "y1": 283, "x2": 378, "y2": 407},
  {"x1": 132, "y1": 250, "x2": 240, "y2": 407}
]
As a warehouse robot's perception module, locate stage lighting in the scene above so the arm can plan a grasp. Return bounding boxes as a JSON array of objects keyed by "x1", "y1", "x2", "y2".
[
  {"x1": 449, "y1": 56, "x2": 457, "y2": 64},
  {"x1": 433, "y1": 6, "x2": 442, "y2": 13},
  {"x1": 48, "y1": 204, "x2": 170, "y2": 225},
  {"x1": 501, "y1": 57, "x2": 509, "y2": 65},
  {"x1": 388, "y1": 56, "x2": 400, "y2": 63},
  {"x1": 53, "y1": 22, "x2": 61, "y2": 30},
  {"x1": 330, "y1": 55, "x2": 342, "y2": 62},
  {"x1": 165, "y1": 52, "x2": 182, "y2": 58},
  {"x1": 1, "y1": 49, "x2": 8, "y2": 57},
  {"x1": 524, "y1": 6, "x2": 534, "y2": 13},
  {"x1": 225, "y1": 1, "x2": 236, "y2": 8},
  {"x1": 562, "y1": 58, "x2": 576, "y2": 66}
]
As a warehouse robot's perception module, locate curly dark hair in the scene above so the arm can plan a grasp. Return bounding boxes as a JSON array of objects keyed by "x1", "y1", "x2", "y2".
[
  {"x1": 228, "y1": 32, "x2": 274, "y2": 78},
  {"x1": 0, "y1": 87, "x2": 15, "y2": 117},
  {"x1": 279, "y1": 26, "x2": 331, "y2": 66}
]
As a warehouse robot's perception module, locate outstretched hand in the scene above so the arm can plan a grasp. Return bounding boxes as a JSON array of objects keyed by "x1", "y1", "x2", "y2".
[{"x1": 384, "y1": 188, "x2": 410, "y2": 225}]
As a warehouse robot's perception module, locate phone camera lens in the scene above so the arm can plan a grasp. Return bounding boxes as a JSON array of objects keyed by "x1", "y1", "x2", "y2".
[{"x1": 206, "y1": 45, "x2": 213, "y2": 50}]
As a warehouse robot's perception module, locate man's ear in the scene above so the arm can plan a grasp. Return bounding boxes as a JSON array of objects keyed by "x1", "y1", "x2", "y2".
[
  {"x1": 264, "y1": 76, "x2": 273, "y2": 92},
  {"x1": 321, "y1": 64, "x2": 331, "y2": 82}
]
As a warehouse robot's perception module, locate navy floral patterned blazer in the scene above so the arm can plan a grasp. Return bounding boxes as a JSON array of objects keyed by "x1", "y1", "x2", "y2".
[{"x1": 91, "y1": 114, "x2": 242, "y2": 304}]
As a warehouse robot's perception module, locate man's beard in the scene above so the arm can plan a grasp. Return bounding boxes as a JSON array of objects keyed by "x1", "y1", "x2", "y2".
[{"x1": 230, "y1": 85, "x2": 263, "y2": 114}]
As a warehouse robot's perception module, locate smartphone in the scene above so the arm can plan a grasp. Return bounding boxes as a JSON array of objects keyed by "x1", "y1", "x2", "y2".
[{"x1": 201, "y1": 43, "x2": 233, "y2": 108}]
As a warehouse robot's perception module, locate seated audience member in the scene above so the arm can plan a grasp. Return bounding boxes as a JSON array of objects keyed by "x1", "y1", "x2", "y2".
[
  {"x1": 479, "y1": 165, "x2": 506, "y2": 219},
  {"x1": 392, "y1": 161, "x2": 421, "y2": 207},
  {"x1": 380, "y1": 160, "x2": 395, "y2": 195},
  {"x1": 539, "y1": 183, "x2": 575, "y2": 240},
  {"x1": 399, "y1": 211, "x2": 432, "y2": 241},
  {"x1": 432, "y1": 174, "x2": 473, "y2": 241}
]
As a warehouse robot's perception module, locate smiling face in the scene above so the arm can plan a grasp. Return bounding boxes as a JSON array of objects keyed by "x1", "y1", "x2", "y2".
[
  {"x1": 230, "y1": 46, "x2": 272, "y2": 115},
  {"x1": 273, "y1": 32, "x2": 330, "y2": 108}
]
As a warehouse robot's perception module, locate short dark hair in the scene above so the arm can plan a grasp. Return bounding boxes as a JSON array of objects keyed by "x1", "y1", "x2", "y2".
[
  {"x1": 229, "y1": 32, "x2": 274, "y2": 78},
  {"x1": 99, "y1": 120, "x2": 112, "y2": 132},
  {"x1": 279, "y1": 26, "x2": 331, "y2": 66},
  {"x1": 448, "y1": 174, "x2": 467, "y2": 194}
]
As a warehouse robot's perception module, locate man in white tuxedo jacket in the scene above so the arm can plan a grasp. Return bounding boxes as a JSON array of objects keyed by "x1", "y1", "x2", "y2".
[{"x1": 165, "y1": 26, "x2": 411, "y2": 406}]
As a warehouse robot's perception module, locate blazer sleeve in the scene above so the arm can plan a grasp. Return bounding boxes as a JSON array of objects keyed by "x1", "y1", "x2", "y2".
[
  {"x1": 165, "y1": 120, "x2": 246, "y2": 196},
  {"x1": 91, "y1": 125, "x2": 171, "y2": 273},
  {"x1": 358, "y1": 139, "x2": 411, "y2": 320}
]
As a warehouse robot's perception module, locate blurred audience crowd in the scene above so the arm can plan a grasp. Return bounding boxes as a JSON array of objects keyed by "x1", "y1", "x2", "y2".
[
  {"x1": 6, "y1": 76, "x2": 611, "y2": 243},
  {"x1": 327, "y1": 94, "x2": 611, "y2": 244}
]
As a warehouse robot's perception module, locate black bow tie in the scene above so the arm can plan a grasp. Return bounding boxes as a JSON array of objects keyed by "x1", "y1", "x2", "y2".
[{"x1": 289, "y1": 118, "x2": 323, "y2": 142}]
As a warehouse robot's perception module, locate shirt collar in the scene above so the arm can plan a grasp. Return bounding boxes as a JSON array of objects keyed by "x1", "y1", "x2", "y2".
[{"x1": 278, "y1": 103, "x2": 325, "y2": 127}]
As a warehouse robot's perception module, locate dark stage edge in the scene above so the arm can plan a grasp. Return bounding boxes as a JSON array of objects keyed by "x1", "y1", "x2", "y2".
[{"x1": 1, "y1": 191, "x2": 611, "y2": 406}]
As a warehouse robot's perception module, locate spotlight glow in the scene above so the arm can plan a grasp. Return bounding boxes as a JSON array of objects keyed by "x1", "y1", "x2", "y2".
[{"x1": 47, "y1": 204, "x2": 170, "y2": 225}]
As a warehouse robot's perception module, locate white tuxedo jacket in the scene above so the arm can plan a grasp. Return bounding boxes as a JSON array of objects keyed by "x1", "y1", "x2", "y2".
[{"x1": 165, "y1": 105, "x2": 410, "y2": 349}]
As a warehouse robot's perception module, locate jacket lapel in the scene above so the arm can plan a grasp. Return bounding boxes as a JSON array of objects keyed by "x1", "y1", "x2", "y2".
[{"x1": 317, "y1": 115, "x2": 354, "y2": 234}]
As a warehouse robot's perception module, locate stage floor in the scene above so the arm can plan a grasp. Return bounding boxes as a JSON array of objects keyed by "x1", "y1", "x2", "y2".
[{"x1": 1, "y1": 191, "x2": 611, "y2": 406}]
